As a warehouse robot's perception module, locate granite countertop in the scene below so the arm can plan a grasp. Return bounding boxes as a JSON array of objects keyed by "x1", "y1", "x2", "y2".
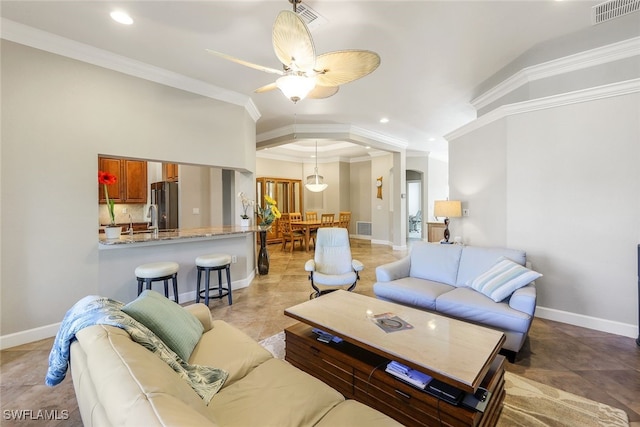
[{"x1": 99, "y1": 226, "x2": 259, "y2": 247}]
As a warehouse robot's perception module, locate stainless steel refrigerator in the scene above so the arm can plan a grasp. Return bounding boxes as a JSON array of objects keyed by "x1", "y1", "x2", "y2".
[{"x1": 150, "y1": 181, "x2": 179, "y2": 230}]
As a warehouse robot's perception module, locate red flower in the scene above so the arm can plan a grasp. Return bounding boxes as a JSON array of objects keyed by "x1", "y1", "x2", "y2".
[{"x1": 98, "y1": 170, "x2": 117, "y2": 185}]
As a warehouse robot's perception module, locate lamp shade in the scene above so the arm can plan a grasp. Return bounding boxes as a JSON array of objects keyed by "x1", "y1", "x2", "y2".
[
  {"x1": 276, "y1": 75, "x2": 316, "y2": 103},
  {"x1": 434, "y1": 200, "x2": 462, "y2": 218}
]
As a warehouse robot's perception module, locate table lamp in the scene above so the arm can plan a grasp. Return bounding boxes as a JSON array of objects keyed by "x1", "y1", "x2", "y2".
[{"x1": 434, "y1": 200, "x2": 462, "y2": 243}]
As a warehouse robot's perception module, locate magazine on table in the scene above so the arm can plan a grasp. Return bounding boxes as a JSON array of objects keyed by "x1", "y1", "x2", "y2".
[{"x1": 370, "y1": 312, "x2": 414, "y2": 333}]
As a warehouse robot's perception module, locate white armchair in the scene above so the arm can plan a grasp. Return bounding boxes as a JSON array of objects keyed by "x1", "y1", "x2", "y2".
[{"x1": 304, "y1": 227, "x2": 364, "y2": 298}]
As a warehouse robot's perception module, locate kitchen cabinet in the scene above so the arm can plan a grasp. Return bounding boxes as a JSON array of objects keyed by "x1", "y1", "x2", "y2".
[
  {"x1": 99, "y1": 157, "x2": 147, "y2": 204},
  {"x1": 256, "y1": 177, "x2": 303, "y2": 244},
  {"x1": 163, "y1": 163, "x2": 179, "y2": 182}
]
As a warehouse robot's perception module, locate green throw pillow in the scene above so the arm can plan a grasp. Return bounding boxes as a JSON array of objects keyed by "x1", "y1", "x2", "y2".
[
  {"x1": 469, "y1": 257, "x2": 542, "y2": 302},
  {"x1": 122, "y1": 290, "x2": 204, "y2": 361}
]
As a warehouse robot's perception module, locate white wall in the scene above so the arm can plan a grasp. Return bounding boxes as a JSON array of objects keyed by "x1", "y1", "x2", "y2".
[
  {"x1": 256, "y1": 157, "x2": 302, "y2": 180},
  {"x1": 350, "y1": 160, "x2": 372, "y2": 235},
  {"x1": 371, "y1": 154, "x2": 394, "y2": 245},
  {"x1": 427, "y1": 156, "x2": 450, "y2": 222},
  {"x1": 0, "y1": 41, "x2": 256, "y2": 341},
  {"x1": 448, "y1": 35, "x2": 640, "y2": 337},
  {"x1": 450, "y1": 120, "x2": 508, "y2": 247},
  {"x1": 179, "y1": 165, "x2": 223, "y2": 229},
  {"x1": 451, "y1": 93, "x2": 639, "y2": 334}
]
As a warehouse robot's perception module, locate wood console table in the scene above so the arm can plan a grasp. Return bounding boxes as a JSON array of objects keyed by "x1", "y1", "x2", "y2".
[{"x1": 427, "y1": 222, "x2": 446, "y2": 242}]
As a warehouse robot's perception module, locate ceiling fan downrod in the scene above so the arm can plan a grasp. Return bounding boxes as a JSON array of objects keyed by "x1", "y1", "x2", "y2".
[{"x1": 288, "y1": 0, "x2": 302, "y2": 13}]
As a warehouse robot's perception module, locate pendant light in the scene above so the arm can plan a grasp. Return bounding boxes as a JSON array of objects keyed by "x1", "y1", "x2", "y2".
[{"x1": 305, "y1": 141, "x2": 328, "y2": 193}]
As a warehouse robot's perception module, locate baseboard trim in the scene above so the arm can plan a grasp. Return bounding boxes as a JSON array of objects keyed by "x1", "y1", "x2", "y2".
[
  {"x1": 352, "y1": 234, "x2": 372, "y2": 241},
  {"x1": 535, "y1": 306, "x2": 638, "y2": 339},
  {"x1": 0, "y1": 273, "x2": 255, "y2": 350},
  {"x1": 0, "y1": 322, "x2": 62, "y2": 350}
]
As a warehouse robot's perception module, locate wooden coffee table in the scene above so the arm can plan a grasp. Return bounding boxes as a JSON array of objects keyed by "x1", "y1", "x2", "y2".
[{"x1": 284, "y1": 290, "x2": 506, "y2": 427}]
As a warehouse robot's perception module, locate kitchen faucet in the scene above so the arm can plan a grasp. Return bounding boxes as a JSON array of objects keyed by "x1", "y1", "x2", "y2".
[
  {"x1": 127, "y1": 214, "x2": 134, "y2": 236},
  {"x1": 147, "y1": 204, "x2": 158, "y2": 237}
]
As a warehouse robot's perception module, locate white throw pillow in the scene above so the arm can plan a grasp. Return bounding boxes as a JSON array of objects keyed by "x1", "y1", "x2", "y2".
[{"x1": 469, "y1": 257, "x2": 542, "y2": 302}]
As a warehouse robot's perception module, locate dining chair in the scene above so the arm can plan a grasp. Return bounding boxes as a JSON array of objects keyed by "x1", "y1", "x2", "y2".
[
  {"x1": 290, "y1": 212, "x2": 303, "y2": 222},
  {"x1": 338, "y1": 211, "x2": 351, "y2": 229},
  {"x1": 281, "y1": 213, "x2": 304, "y2": 252},
  {"x1": 304, "y1": 227, "x2": 364, "y2": 298},
  {"x1": 320, "y1": 213, "x2": 335, "y2": 227}
]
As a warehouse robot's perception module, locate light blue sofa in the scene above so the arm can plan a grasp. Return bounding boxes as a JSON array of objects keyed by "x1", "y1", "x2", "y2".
[{"x1": 373, "y1": 243, "x2": 537, "y2": 358}]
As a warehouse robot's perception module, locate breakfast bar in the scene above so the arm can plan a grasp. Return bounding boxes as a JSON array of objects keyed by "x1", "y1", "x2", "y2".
[
  {"x1": 98, "y1": 225, "x2": 258, "y2": 248},
  {"x1": 98, "y1": 226, "x2": 259, "y2": 304}
]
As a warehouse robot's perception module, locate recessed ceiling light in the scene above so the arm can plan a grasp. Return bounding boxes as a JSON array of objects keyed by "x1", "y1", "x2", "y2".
[
  {"x1": 379, "y1": 117, "x2": 389, "y2": 124},
  {"x1": 365, "y1": 146, "x2": 371, "y2": 149},
  {"x1": 428, "y1": 137, "x2": 436, "y2": 142},
  {"x1": 110, "y1": 10, "x2": 133, "y2": 25}
]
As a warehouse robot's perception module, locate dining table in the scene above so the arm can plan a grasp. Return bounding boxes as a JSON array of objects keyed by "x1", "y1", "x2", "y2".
[{"x1": 291, "y1": 219, "x2": 323, "y2": 251}]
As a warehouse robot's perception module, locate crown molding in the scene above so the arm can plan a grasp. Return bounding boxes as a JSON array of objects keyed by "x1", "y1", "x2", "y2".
[
  {"x1": 256, "y1": 149, "x2": 385, "y2": 164},
  {"x1": 471, "y1": 37, "x2": 640, "y2": 110},
  {"x1": 257, "y1": 123, "x2": 408, "y2": 151},
  {"x1": 448, "y1": 78, "x2": 640, "y2": 141},
  {"x1": 0, "y1": 18, "x2": 261, "y2": 123}
]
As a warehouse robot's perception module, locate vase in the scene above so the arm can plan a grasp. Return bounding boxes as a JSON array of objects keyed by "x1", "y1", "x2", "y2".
[
  {"x1": 104, "y1": 226, "x2": 122, "y2": 239},
  {"x1": 240, "y1": 218, "x2": 250, "y2": 227},
  {"x1": 258, "y1": 223, "x2": 272, "y2": 231},
  {"x1": 258, "y1": 230, "x2": 269, "y2": 275}
]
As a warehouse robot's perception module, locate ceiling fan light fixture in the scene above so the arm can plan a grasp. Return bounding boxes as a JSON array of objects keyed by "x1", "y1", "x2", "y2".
[{"x1": 276, "y1": 75, "x2": 316, "y2": 103}]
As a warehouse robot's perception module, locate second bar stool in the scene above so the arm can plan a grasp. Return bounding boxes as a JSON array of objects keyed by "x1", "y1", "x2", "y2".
[{"x1": 195, "y1": 253, "x2": 232, "y2": 306}]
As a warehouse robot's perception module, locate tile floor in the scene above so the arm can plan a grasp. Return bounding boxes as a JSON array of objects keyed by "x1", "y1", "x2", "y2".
[{"x1": 1, "y1": 238, "x2": 639, "y2": 426}]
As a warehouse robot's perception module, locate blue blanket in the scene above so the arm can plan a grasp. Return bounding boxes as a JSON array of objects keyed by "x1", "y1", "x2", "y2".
[{"x1": 45, "y1": 295, "x2": 227, "y2": 404}]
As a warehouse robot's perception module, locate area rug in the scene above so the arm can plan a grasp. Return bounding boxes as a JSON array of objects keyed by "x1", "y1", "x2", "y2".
[{"x1": 259, "y1": 332, "x2": 629, "y2": 427}]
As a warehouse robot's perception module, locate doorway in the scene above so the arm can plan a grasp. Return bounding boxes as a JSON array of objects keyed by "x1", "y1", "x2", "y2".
[{"x1": 406, "y1": 171, "x2": 422, "y2": 239}]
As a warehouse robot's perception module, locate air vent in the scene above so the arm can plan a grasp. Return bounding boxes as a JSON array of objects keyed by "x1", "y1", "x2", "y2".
[
  {"x1": 592, "y1": 0, "x2": 640, "y2": 24},
  {"x1": 356, "y1": 221, "x2": 372, "y2": 236},
  {"x1": 295, "y1": 3, "x2": 328, "y2": 30}
]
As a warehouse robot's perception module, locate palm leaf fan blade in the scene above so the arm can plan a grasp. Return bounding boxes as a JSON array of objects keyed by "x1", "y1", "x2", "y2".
[
  {"x1": 272, "y1": 10, "x2": 316, "y2": 71},
  {"x1": 205, "y1": 49, "x2": 284, "y2": 75},
  {"x1": 255, "y1": 82, "x2": 278, "y2": 93},
  {"x1": 314, "y1": 50, "x2": 381, "y2": 87},
  {"x1": 307, "y1": 85, "x2": 339, "y2": 99}
]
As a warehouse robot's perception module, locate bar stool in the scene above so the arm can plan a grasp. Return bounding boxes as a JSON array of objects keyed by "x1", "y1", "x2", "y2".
[
  {"x1": 135, "y1": 261, "x2": 179, "y2": 303},
  {"x1": 196, "y1": 254, "x2": 232, "y2": 306}
]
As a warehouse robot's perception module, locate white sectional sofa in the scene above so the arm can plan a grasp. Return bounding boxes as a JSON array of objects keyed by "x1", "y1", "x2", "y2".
[{"x1": 373, "y1": 243, "x2": 539, "y2": 359}]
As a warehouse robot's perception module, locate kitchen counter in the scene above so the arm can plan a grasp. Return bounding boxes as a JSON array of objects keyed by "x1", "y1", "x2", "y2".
[
  {"x1": 98, "y1": 226, "x2": 258, "y2": 303},
  {"x1": 99, "y1": 226, "x2": 259, "y2": 249}
]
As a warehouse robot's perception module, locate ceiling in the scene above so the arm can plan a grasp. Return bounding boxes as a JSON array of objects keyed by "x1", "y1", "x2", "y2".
[{"x1": 1, "y1": 0, "x2": 601, "y2": 162}]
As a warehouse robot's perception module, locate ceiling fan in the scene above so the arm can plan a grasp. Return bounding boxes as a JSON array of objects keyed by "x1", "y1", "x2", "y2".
[{"x1": 206, "y1": 0, "x2": 380, "y2": 103}]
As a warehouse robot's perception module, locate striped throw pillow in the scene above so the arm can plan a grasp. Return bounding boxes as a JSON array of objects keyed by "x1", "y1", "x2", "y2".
[{"x1": 469, "y1": 257, "x2": 542, "y2": 302}]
